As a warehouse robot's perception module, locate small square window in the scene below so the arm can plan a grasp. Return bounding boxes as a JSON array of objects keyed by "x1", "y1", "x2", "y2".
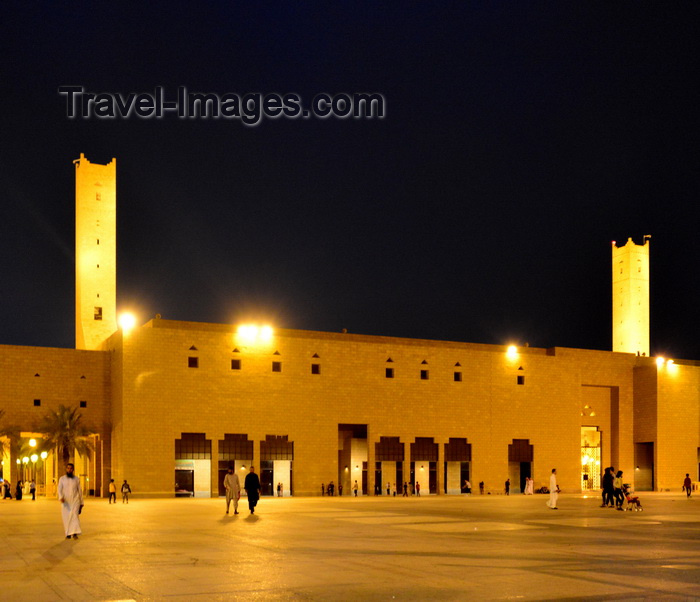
[
  {"x1": 94, "y1": 306, "x2": 102, "y2": 320},
  {"x1": 272, "y1": 361, "x2": 282, "y2": 372},
  {"x1": 385, "y1": 367, "x2": 394, "y2": 378},
  {"x1": 188, "y1": 357, "x2": 199, "y2": 368},
  {"x1": 80, "y1": 401, "x2": 87, "y2": 408},
  {"x1": 517, "y1": 375, "x2": 525, "y2": 385},
  {"x1": 420, "y1": 369, "x2": 429, "y2": 380},
  {"x1": 311, "y1": 363, "x2": 321, "y2": 375},
  {"x1": 454, "y1": 371, "x2": 462, "y2": 382},
  {"x1": 33, "y1": 399, "x2": 41, "y2": 407},
  {"x1": 231, "y1": 359, "x2": 241, "y2": 370}
]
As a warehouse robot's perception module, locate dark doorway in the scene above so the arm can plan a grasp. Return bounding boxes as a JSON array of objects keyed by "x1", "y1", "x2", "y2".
[
  {"x1": 429, "y1": 461, "x2": 437, "y2": 493},
  {"x1": 519, "y1": 462, "x2": 531, "y2": 492},
  {"x1": 260, "y1": 460, "x2": 274, "y2": 496},
  {"x1": 634, "y1": 442, "x2": 654, "y2": 490},
  {"x1": 175, "y1": 469, "x2": 193, "y2": 496}
]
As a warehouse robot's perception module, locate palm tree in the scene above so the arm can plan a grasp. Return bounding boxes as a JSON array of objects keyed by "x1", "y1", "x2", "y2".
[
  {"x1": 37, "y1": 404, "x2": 95, "y2": 465},
  {"x1": 0, "y1": 410, "x2": 21, "y2": 459}
]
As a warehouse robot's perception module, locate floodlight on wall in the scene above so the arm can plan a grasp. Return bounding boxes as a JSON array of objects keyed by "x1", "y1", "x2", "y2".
[
  {"x1": 22, "y1": 457, "x2": 29, "y2": 464},
  {"x1": 29, "y1": 439, "x2": 37, "y2": 447},
  {"x1": 506, "y1": 345, "x2": 518, "y2": 360},
  {"x1": 40, "y1": 452, "x2": 48, "y2": 460},
  {"x1": 30, "y1": 454, "x2": 38, "y2": 463},
  {"x1": 118, "y1": 312, "x2": 137, "y2": 332}
]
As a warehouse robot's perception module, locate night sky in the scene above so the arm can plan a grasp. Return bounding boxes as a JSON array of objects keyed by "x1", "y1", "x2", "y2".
[{"x1": 1, "y1": 4, "x2": 699, "y2": 359}]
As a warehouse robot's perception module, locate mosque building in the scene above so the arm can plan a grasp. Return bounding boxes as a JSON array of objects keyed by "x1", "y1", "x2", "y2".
[{"x1": 1, "y1": 155, "x2": 698, "y2": 498}]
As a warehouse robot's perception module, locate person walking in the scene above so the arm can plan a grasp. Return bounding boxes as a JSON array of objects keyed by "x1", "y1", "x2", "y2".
[
  {"x1": 121, "y1": 480, "x2": 132, "y2": 503},
  {"x1": 546, "y1": 469, "x2": 558, "y2": 509},
  {"x1": 224, "y1": 468, "x2": 240, "y2": 514},
  {"x1": 683, "y1": 473, "x2": 692, "y2": 498},
  {"x1": 479, "y1": 481, "x2": 484, "y2": 495},
  {"x1": 614, "y1": 471, "x2": 624, "y2": 510},
  {"x1": 505, "y1": 478, "x2": 510, "y2": 496},
  {"x1": 108, "y1": 479, "x2": 117, "y2": 504},
  {"x1": 353, "y1": 480, "x2": 358, "y2": 496},
  {"x1": 601, "y1": 467, "x2": 614, "y2": 507},
  {"x1": 403, "y1": 482, "x2": 408, "y2": 497},
  {"x1": 321, "y1": 483, "x2": 325, "y2": 496},
  {"x1": 58, "y1": 463, "x2": 83, "y2": 539},
  {"x1": 30, "y1": 480, "x2": 36, "y2": 501},
  {"x1": 416, "y1": 482, "x2": 421, "y2": 496},
  {"x1": 244, "y1": 466, "x2": 261, "y2": 514},
  {"x1": 15, "y1": 480, "x2": 23, "y2": 501}
]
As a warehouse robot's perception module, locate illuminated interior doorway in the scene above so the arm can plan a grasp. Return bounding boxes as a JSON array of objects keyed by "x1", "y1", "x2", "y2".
[{"x1": 581, "y1": 426, "x2": 601, "y2": 490}]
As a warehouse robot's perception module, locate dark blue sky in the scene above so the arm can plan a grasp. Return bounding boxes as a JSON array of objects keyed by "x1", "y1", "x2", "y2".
[{"x1": 1, "y1": 3, "x2": 699, "y2": 359}]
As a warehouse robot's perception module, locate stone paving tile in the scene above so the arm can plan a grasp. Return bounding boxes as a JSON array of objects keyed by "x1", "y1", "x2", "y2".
[{"x1": 1, "y1": 493, "x2": 700, "y2": 600}]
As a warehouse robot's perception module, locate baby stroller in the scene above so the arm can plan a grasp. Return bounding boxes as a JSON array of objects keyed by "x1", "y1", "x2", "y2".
[{"x1": 622, "y1": 484, "x2": 642, "y2": 511}]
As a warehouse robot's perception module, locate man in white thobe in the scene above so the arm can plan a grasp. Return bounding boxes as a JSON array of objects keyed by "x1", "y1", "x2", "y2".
[
  {"x1": 546, "y1": 468, "x2": 558, "y2": 509},
  {"x1": 58, "y1": 463, "x2": 83, "y2": 539},
  {"x1": 224, "y1": 467, "x2": 241, "y2": 515}
]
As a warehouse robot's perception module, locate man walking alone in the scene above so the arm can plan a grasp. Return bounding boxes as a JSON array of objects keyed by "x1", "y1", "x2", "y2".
[
  {"x1": 546, "y1": 468, "x2": 558, "y2": 510},
  {"x1": 58, "y1": 463, "x2": 83, "y2": 539}
]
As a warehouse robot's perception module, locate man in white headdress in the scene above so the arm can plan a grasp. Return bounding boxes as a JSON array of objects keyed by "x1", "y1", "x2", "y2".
[
  {"x1": 224, "y1": 467, "x2": 241, "y2": 515},
  {"x1": 545, "y1": 468, "x2": 558, "y2": 509},
  {"x1": 58, "y1": 463, "x2": 83, "y2": 539}
]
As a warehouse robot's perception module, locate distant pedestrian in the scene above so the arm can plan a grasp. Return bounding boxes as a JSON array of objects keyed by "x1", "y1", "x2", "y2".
[
  {"x1": 546, "y1": 469, "x2": 558, "y2": 509},
  {"x1": 683, "y1": 473, "x2": 692, "y2": 498},
  {"x1": 403, "y1": 482, "x2": 408, "y2": 496},
  {"x1": 244, "y1": 466, "x2": 261, "y2": 514},
  {"x1": 121, "y1": 480, "x2": 132, "y2": 504},
  {"x1": 393, "y1": 483, "x2": 397, "y2": 497},
  {"x1": 614, "y1": 471, "x2": 624, "y2": 510},
  {"x1": 465, "y1": 480, "x2": 471, "y2": 494},
  {"x1": 338, "y1": 484, "x2": 343, "y2": 496},
  {"x1": 601, "y1": 467, "x2": 614, "y2": 507},
  {"x1": 224, "y1": 468, "x2": 240, "y2": 514},
  {"x1": 416, "y1": 482, "x2": 421, "y2": 496},
  {"x1": 58, "y1": 463, "x2": 83, "y2": 539},
  {"x1": 15, "y1": 481, "x2": 23, "y2": 501},
  {"x1": 353, "y1": 480, "x2": 358, "y2": 496},
  {"x1": 386, "y1": 483, "x2": 390, "y2": 496},
  {"x1": 3, "y1": 481, "x2": 11, "y2": 499},
  {"x1": 30, "y1": 480, "x2": 36, "y2": 500},
  {"x1": 321, "y1": 483, "x2": 325, "y2": 496},
  {"x1": 108, "y1": 479, "x2": 117, "y2": 504},
  {"x1": 479, "y1": 481, "x2": 484, "y2": 495},
  {"x1": 505, "y1": 478, "x2": 510, "y2": 495}
]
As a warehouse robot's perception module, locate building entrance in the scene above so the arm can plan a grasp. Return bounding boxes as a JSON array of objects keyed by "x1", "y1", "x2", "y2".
[
  {"x1": 581, "y1": 426, "x2": 601, "y2": 490},
  {"x1": 508, "y1": 439, "x2": 533, "y2": 494}
]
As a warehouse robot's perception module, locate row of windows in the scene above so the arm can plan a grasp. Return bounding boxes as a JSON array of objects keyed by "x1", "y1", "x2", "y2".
[
  {"x1": 32, "y1": 399, "x2": 88, "y2": 408},
  {"x1": 188, "y1": 357, "x2": 526, "y2": 384}
]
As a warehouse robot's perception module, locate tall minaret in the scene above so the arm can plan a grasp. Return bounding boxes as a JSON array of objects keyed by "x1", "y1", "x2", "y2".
[
  {"x1": 75, "y1": 153, "x2": 117, "y2": 350},
  {"x1": 612, "y1": 236, "x2": 650, "y2": 355}
]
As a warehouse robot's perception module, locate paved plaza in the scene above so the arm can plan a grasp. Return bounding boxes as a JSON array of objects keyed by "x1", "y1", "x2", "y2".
[{"x1": 1, "y1": 492, "x2": 699, "y2": 600}]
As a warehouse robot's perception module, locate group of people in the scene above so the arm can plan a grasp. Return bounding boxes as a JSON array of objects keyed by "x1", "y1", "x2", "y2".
[
  {"x1": 1, "y1": 479, "x2": 37, "y2": 500},
  {"x1": 601, "y1": 466, "x2": 625, "y2": 510},
  {"x1": 107, "y1": 479, "x2": 132, "y2": 504},
  {"x1": 321, "y1": 481, "x2": 341, "y2": 496},
  {"x1": 223, "y1": 465, "x2": 261, "y2": 515}
]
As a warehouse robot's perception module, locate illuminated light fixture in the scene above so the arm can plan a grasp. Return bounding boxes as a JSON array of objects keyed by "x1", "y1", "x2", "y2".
[
  {"x1": 260, "y1": 325, "x2": 273, "y2": 342},
  {"x1": 40, "y1": 451, "x2": 48, "y2": 460},
  {"x1": 29, "y1": 438, "x2": 37, "y2": 447},
  {"x1": 237, "y1": 324, "x2": 274, "y2": 344},
  {"x1": 506, "y1": 345, "x2": 518, "y2": 360},
  {"x1": 656, "y1": 357, "x2": 665, "y2": 367},
  {"x1": 240, "y1": 465, "x2": 246, "y2": 470},
  {"x1": 118, "y1": 312, "x2": 137, "y2": 332},
  {"x1": 30, "y1": 454, "x2": 38, "y2": 463},
  {"x1": 582, "y1": 456, "x2": 590, "y2": 465},
  {"x1": 22, "y1": 457, "x2": 29, "y2": 464},
  {"x1": 667, "y1": 359, "x2": 674, "y2": 365},
  {"x1": 16, "y1": 459, "x2": 20, "y2": 464}
]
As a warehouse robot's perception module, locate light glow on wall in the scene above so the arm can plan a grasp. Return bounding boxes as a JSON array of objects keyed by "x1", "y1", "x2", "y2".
[
  {"x1": 237, "y1": 324, "x2": 274, "y2": 344},
  {"x1": 506, "y1": 345, "x2": 518, "y2": 360},
  {"x1": 118, "y1": 312, "x2": 137, "y2": 332}
]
